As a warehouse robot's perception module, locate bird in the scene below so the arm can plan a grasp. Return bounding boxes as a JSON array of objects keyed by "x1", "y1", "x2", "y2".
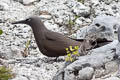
[{"x1": 11, "y1": 16, "x2": 94, "y2": 57}]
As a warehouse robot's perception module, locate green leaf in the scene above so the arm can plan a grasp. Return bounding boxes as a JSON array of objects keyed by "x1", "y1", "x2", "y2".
[
  {"x1": 0, "y1": 29, "x2": 3, "y2": 35},
  {"x1": 0, "y1": 66, "x2": 13, "y2": 80}
]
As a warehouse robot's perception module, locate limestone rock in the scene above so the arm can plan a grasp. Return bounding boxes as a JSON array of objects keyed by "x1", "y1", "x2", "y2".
[
  {"x1": 0, "y1": 2, "x2": 9, "y2": 10},
  {"x1": 78, "y1": 67, "x2": 94, "y2": 80},
  {"x1": 77, "y1": 15, "x2": 120, "y2": 40},
  {"x1": 12, "y1": 76, "x2": 28, "y2": 80},
  {"x1": 104, "y1": 77, "x2": 120, "y2": 80},
  {"x1": 15, "y1": 0, "x2": 40, "y2": 5},
  {"x1": 53, "y1": 40, "x2": 118, "y2": 80}
]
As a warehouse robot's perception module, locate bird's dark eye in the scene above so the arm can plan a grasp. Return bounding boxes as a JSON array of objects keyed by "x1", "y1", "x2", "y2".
[{"x1": 26, "y1": 18, "x2": 31, "y2": 21}]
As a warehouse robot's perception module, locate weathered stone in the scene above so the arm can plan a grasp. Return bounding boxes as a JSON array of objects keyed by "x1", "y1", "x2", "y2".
[
  {"x1": 78, "y1": 67, "x2": 94, "y2": 80},
  {"x1": 0, "y1": 46, "x2": 23, "y2": 59},
  {"x1": 0, "y1": 2, "x2": 9, "y2": 10},
  {"x1": 39, "y1": 15, "x2": 52, "y2": 19},
  {"x1": 104, "y1": 61, "x2": 119, "y2": 74},
  {"x1": 104, "y1": 77, "x2": 120, "y2": 80},
  {"x1": 1, "y1": 0, "x2": 120, "y2": 80},
  {"x1": 22, "y1": 0, "x2": 39, "y2": 5},
  {"x1": 53, "y1": 40, "x2": 118, "y2": 80},
  {"x1": 12, "y1": 76, "x2": 28, "y2": 80},
  {"x1": 94, "y1": 68, "x2": 105, "y2": 78},
  {"x1": 77, "y1": 15, "x2": 120, "y2": 40}
]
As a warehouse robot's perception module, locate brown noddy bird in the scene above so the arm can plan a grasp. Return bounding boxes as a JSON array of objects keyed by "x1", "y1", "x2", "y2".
[{"x1": 12, "y1": 16, "x2": 92, "y2": 57}]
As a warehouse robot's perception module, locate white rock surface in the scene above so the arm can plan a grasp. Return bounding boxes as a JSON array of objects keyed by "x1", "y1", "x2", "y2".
[
  {"x1": 77, "y1": 15, "x2": 120, "y2": 40},
  {"x1": 0, "y1": 0, "x2": 120, "y2": 80},
  {"x1": 0, "y1": 2, "x2": 9, "y2": 10},
  {"x1": 12, "y1": 76, "x2": 28, "y2": 80},
  {"x1": 53, "y1": 40, "x2": 119, "y2": 80},
  {"x1": 78, "y1": 67, "x2": 94, "y2": 80},
  {"x1": 104, "y1": 77, "x2": 120, "y2": 80}
]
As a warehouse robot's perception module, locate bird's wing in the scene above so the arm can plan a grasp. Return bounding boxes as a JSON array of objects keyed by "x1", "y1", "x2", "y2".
[
  {"x1": 45, "y1": 30, "x2": 84, "y2": 42},
  {"x1": 43, "y1": 31, "x2": 72, "y2": 55},
  {"x1": 45, "y1": 31, "x2": 68, "y2": 41},
  {"x1": 69, "y1": 38, "x2": 84, "y2": 42}
]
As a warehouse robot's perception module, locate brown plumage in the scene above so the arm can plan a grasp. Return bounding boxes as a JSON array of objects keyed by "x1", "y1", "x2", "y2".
[{"x1": 12, "y1": 16, "x2": 90, "y2": 57}]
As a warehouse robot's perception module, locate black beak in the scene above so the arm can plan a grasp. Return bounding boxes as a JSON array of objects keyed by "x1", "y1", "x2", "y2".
[{"x1": 12, "y1": 20, "x2": 26, "y2": 24}]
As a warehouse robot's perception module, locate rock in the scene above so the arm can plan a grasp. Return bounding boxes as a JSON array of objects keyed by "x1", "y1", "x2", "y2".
[
  {"x1": 92, "y1": 40, "x2": 118, "y2": 53},
  {"x1": 15, "y1": 0, "x2": 40, "y2": 5},
  {"x1": 91, "y1": 0, "x2": 99, "y2": 5},
  {"x1": 72, "y1": 3, "x2": 90, "y2": 17},
  {"x1": 11, "y1": 59, "x2": 64, "y2": 80},
  {"x1": 66, "y1": 0, "x2": 90, "y2": 17},
  {"x1": 0, "y1": 2, "x2": 9, "y2": 10},
  {"x1": 75, "y1": 18, "x2": 82, "y2": 25},
  {"x1": 77, "y1": 15, "x2": 120, "y2": 40},
  {"x1": 94, "y1": 68, "x2": 105, "y2": 78},
  {"x1": 54, "y1": 18, "x2": 64, "y2": 25},
  {"x1": 104, "y1": 77, "x2": 120, "y2": 80},
  {"x1": 0, "y1": 46, "x2": 23, "y2": 59},
  {"x1": 116, "y1": 25, "x2": 120, "y2": 58},
  {"x1": 104, "y1": 0, "x2": 113, "y2": 5},
  {"x1": 11, "y1": 75, "x2": 28, "y2": 80},
  {"x1": 78, "y1": 67, "x2": 94, "y2": 80},
  {"x1": 104, "y1": 61, "x2": 119, "y2": 74},
  {"x1": 94, "y1": 60, "x2": 119, "y2": 78},
  {"x1": 53, "y1": 40, "x2": 118, "y2": 80},
  {"x1": 116, "y1": 41, "x2": 120, "y2": 58},
  {"x1": 44, "y1": 20, "x2": 59, "y2": 32},
  {"x1": 39, "y1": 15, "x2": 52, "y2": 19},
  {"x1": 1, "y1": 0, "x2": 120, "y2": 80},
  {"x1": 23, "y1": 0, "x2": 40, "y2": 5}
]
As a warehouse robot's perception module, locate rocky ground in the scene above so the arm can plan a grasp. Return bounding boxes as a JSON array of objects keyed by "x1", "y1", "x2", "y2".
[{"x1": 0, "y1": 0, "x2": 120, "y2": 80}]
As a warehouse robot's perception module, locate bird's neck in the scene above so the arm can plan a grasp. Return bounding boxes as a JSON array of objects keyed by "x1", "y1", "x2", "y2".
[
  {"x1": 31, "y1": 23, "x2": 48, "y2": 53},
  {"x1": 31, "y1": 23, "x2": 48, "y2": 40}
]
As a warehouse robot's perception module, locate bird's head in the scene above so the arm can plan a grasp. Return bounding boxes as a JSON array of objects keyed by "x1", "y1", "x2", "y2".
[{"x1": 12, "y1": 16, "x2": 41, "y2": 26}]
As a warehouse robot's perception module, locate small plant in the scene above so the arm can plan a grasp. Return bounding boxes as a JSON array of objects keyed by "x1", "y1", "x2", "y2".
[
  {"x1": 0, "y1": 66, "x2": 13, "y2": 80},
  {"x1": 21, "y1": 33, "x2": 32, "y2": 57},
  {"x1": 21, "y1": 39, "x2": 31, "y2": 57},
  {"x1": 66, "y1": 15, "x2": 80, "y2": 35},
  {"x1": 65, "y1": 46, "x2": 79, "y2": 62},
  {"x1": 69, "y1": 15, "x2": 79, "y2": 25},
  {"x1": 0, "y1": 29, "x2": 3, "y2": 35},
  {"x1": 77, "y1": 0, "x2": 85, "y2": 4}
]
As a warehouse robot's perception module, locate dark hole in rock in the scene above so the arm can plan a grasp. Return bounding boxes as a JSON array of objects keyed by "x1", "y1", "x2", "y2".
[
  {"x1": 114, "y1": 31, "x2": 117, "y2": 33},
  {"x1": 73, "y1": 70, "x2": 79, "y2": 76},
  {"x1": 113, "y1": 52, "x2": 120, "y2": 60},
  {"x1": 82, "y1": 63, "x2": 91, "y2": 68},
  {"x1": 93, "y1": 38, "x2": 112, "y2": 48},
  {"x1": 90, "y1": 40, "x2": 97, "y2": 46},
  {"x1": 101, "y1": 65, "x2": 106, "y2": 69},
  {"x1": 95, "y1": 23, "x2": 100, "y2": 27},
  {"x1": 113, "y1": 24, "x2": 117, "y2": 29},
  {"x1": 101, "y1": 26, "x2": 106, "y2": 31}
]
